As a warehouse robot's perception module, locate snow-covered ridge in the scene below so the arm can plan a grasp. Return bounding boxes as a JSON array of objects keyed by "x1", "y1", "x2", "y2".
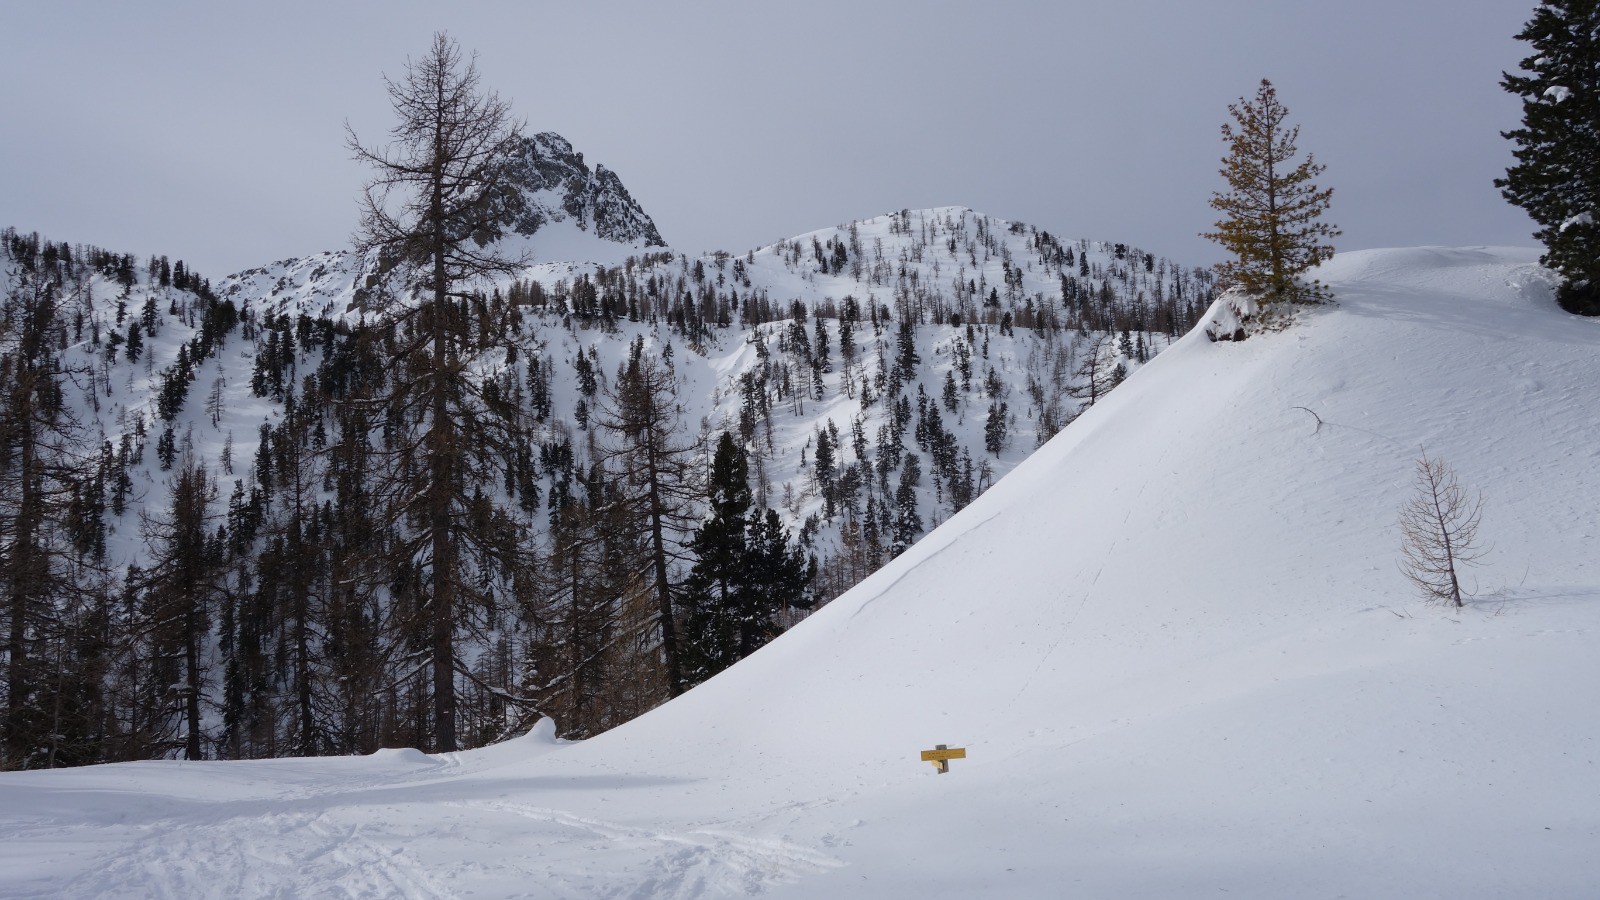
[
  {"x1": 5, "y1": 245, "x2": 1596, "y2": 896},
  {"x1": 222, "y1": 204, "x2": 1207, "y2": 330}
]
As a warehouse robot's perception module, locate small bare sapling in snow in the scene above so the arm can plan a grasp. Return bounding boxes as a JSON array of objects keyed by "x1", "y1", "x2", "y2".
[{"x1": 1398, "y1": 452, "x2": 1485, "y2": 608}]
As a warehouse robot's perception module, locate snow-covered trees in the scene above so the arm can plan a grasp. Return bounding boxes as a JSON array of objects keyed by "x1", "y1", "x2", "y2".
[
  {"x1": 1398, "y1": 452, "x2": 1485, "y2": 609},
  {"x1": 1497, "y1": 0, "x2": 1600, "y2": 315},
  {"x1": 1203, "y1": 79, "x2": 1339, "y2": 303},
  {"x1": 983, "y1": 401, "x2": 1009, "y2": 456}
]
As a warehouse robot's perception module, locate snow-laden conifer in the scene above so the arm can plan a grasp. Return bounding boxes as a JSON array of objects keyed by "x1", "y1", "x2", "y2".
[{"x1": 1497, "y1": 0, "x2": 1600, "y2": 315}]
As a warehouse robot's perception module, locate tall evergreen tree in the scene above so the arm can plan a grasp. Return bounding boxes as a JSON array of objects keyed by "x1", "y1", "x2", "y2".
[
  {"x1": 742, "y1": 508, "x2": 813, "y2": 645},
  {"x1": 246, "y1": 387, "x2": 327, "y2": 756},
  {"x1": 598, "y1": 344, "x2": 699, "y2": 698},
  {"x1": 136, "y1": 460, "x2": 226, "y2": 760},
  {"x1": 536, "y1": 461, "x2": 644, "y2": 738},
  {"x1": 322, "y1": 388, "x2": 390, "y2": 754},
  {"x1": 346, "y1": 33, "x2": 537, "y2": 752},
  {"x1": 1497, "y1": 0, "x2": 1600, "y2": 315},
  {"x1": 680, "y1": 433, "x2": 812, "y2": 688},
  {"x1": 892, "y1": 453, "x2": 924, "y2": 557},
  {"x1": 984, "y1": 401, "x2": 1009, "y2": 457},
  {"x1": 1202, "y1": 79, "x2": 1339, "y2": 302},
  {"x1": 0, "y1": 269, "x2": 106, "y2": 769},
  {"x1": 679, "y1": 433, "x2": 754, "y2": 687},
  {"x1": 0, "y1": 262, "x2": 116, "y2": 768}
]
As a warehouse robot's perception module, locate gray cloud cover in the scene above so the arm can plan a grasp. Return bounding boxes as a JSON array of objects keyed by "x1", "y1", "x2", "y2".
[{"x1": 0, "y1": 0, "x2": 1535, "y2": 276}]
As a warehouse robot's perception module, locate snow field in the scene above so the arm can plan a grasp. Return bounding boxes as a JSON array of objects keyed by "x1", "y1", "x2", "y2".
[{"x1": 4, "y1": 245, "x2": 1597, "y2": 897}]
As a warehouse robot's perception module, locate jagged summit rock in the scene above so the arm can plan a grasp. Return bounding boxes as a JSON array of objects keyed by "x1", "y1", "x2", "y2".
[
  {"x1": 487, "y1": 132, "x2": 666, "y2": 248},
  {"x1": 221, "y1": 131, "x2": 665, "y2": 317}
]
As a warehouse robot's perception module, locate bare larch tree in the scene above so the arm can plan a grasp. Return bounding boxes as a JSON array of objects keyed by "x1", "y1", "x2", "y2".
[
  {"x1": 1398, "y1": 452, "x2": 1486, "y2": 608},
  {"x1": 0, "y1": 268, "x2": 105, "y2": 769},
  {"x1": 346, "y1": 33, "x2": 536, "y2": 752},
  {"x1": 596, "y1": 341, "x2": 701, "y2": 699}
]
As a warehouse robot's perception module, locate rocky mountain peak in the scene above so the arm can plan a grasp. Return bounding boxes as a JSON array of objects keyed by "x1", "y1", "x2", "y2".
[{"x1": 488, "y1": 131, "x2": 666, "y2": 248}]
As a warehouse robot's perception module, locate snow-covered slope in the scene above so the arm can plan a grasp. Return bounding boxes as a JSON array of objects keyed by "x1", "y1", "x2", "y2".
[{"x1": 4, "y1": 245, "x2": 1597, "y2": 898}]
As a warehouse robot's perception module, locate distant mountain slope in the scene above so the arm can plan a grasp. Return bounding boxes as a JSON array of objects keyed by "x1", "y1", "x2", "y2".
[
  {"x1": 210, "y1": 204, "x2": 1209, "y2": 586},
  {"x1": 197, "y1": 206, "x2": 1211, "y2": 605},
  {"x1": 3, "y1": 246, "x2": 1593, "y2": 897},
  {"x1": 0, "y1": 197, "x2": 1211, "y2": 762}
]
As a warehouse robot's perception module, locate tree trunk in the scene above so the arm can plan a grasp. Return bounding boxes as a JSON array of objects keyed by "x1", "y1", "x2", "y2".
[
  {"x1": 184, "y1": 600, "x2": 203, "y2": 760},
  {"x1": 647, "y1": 469, "x2": 682, "y2": 698},
  {"x1": 4, "y1": 306, "x2": 44, "y2": 766},
  {"x1": 290, "y1": 513, "x2": 314, "y2": 754},
  {"x1": 428, "y1": 174, "x2": 459, "y2": 753},
  {"x1": 5, "y1": 462, "x2": 39, "y2": 763}
]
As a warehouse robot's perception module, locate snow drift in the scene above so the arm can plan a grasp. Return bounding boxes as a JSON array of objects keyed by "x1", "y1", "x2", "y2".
[{"x1": 3, "y1": 245, "x2": 1598, "y2": 898}]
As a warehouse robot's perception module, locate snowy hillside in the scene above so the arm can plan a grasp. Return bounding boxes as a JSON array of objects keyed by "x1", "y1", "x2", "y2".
[
  {"x1": 4, "y1": 245, "x2": 1595, "y2": 897},
  {"x1": 44, "y1": 204, "x2": 1202, "y2": 612},
  {"x1": 213, "y1": 204, "x2": 1208, "y2": 567},
  {"x1": 0, "y1": 193, "x2": 1210, "y2": 766}
]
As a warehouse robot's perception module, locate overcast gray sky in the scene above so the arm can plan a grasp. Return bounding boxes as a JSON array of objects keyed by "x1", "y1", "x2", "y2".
[{"x1": 0, "y1": 0, "x2": 1536, "y2": 278}]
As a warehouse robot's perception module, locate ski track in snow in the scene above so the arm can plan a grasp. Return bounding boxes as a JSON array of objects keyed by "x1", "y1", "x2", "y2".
[
  {"x1": 55, "y1": 809, "x2": 457, "y2": 900},
  {"x1": 453, "y1": 800, "x2": 844, "y2": 899},
  {"x1": 846, "y1": 510, "x2": 1004, "y2": 621},
  {"x1": 27, "y1": 775, "x2": 843, "y2": 900}
]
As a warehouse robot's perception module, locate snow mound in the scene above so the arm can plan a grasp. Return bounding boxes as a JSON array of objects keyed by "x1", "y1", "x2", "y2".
[
  {"x1": 1201, "y1": 287, "x2": 1257, "y2": 340},
  {"x1": 5, "y1": 246, "x2": 1599, "y2": 898},
  {"x1": 365, "y1": 747, "x2": 434, "y2": 765},
  {"x1": 525, "y1": 715, "x2": 559, "y2": 745}
]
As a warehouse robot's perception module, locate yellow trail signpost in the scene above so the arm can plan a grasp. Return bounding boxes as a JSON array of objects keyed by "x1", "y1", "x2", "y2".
[{"x1": 920, "y1": 743, "x2": 967, "y2": 774}]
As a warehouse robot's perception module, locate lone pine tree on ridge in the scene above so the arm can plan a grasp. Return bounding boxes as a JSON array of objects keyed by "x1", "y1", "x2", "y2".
[{"x1": 1203, "y1": 79, "x2": 1339, "y2": 304}]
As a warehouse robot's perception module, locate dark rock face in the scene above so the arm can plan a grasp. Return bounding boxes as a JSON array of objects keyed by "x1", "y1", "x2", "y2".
[{"x1": 488, "y1": 132, "x2": 666, "y2": 247}]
